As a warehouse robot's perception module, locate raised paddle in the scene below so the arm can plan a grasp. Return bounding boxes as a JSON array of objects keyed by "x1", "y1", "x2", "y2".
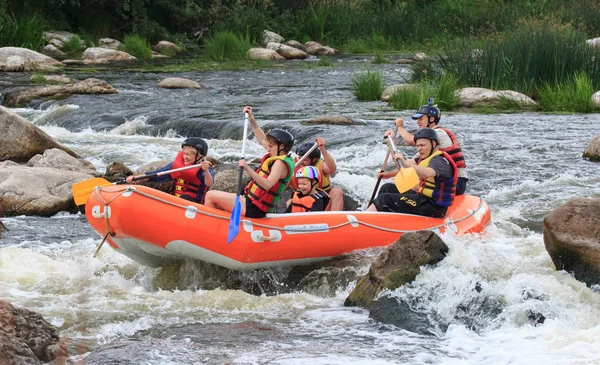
[
  {"x1": 227, "y1": 112, "x2": 250, "y2": 244},
  {"x1": 385, "y1": 135, "x2": 419, "y2": 193},
  {"x1": 72, "y1": 162, "x2": 206, "y2": 206},
  {"x1": 294, "y1": 142, "x2": 318, "y2": 167}
]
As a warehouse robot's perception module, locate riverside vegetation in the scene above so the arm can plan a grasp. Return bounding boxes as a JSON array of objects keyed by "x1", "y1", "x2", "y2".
[{"x1": 2, "y1": 0, "x2": 600, "y2": 112}]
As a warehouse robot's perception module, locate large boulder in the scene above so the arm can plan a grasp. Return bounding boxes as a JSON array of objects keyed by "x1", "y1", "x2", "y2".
[
  {"x1": 104, "y1": 161, "x2": 133, "y2": 182},
  {"x1": 304, "y1": 41, "x2": 338, "y2": 56},
  {"x1": 247, "y1": 48, "x2": 285, "y2": 61},
  {"x1": 0, "y1": 47, "x2": 62, "y2": 71},
  {"x1": 262, "y1": 30, "x2": 284, "y2": 46},
  {"x1": 0, "y1": 106, "x2": 78, "y2": 163},
  {"x1": 285, "y1": 40, "x2": 306, "y2": 52},
  {"x1": 266, "y1": 42, "x2": 308, "y2": 60},
  {"x1": 2, "y1": 78, "x2": 117, "y2": 107},
  {"x1": 98, "y1": 38, "x2": 122, "y2": 50},
  {"x1": 0, "y1": 300, "x2": 68, "y2": 364},
  {"x1": 0, "y1": 165, "x2": 94, "y2": 216},
  {"x1": 543, "y1": 198, "x2": 600, "y2": 287},
  {"x1": 82, "y1": 47, "x2": 136, "y2": 62},
  {"x1": 592, "y1": 91, "x2": 600, "y2": 109},
  {"x1": 157, "y1": 77, "x2": 204, "y2": 89},
  {"x1": 27, "y1": 148, "x2": 100, "y2": 176},
  {"x1": 154, "y1": 41, "x2": 182, "y2": 54},
  {"x1": 344, "y1": 231, "x2": 448, "y2": 308},
  {"x1": 583, "y1": 133, "x2": 600, "y2": 161},
  {"x1": 457, "y1": 87, "x2": 536, "y2": 107}
]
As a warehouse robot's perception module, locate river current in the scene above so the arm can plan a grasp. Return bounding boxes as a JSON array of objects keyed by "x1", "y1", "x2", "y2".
[{"x1": 1, "y1": 58, "x2": 600, "y2": 364}]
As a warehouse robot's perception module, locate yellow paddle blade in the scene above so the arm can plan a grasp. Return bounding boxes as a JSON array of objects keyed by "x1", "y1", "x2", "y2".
[
  {"x1": 72, "y1": 177, "x2": 112, "y2": 205},
  {"x1": 394, "y1": 167, "x2": 419, "y2": 193}
]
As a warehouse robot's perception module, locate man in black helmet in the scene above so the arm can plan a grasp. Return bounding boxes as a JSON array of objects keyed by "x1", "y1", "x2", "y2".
[
  {"x1": 368, "y1": 128, "x2": 458, "y2": 218},
  {"x1": 204, "y1": 106, "x2": 295, "y2": 218},
  {"x1": 125, "y1": 137, "x2": 214, "y2": 204},
  {"x1": 388, "y1": 98, "x2": 468, "y2": 195}
]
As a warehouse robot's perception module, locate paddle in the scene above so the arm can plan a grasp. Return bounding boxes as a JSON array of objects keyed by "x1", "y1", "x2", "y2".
[
  {"x1": 367, "y1": 148, "x2": 391, "y2": 207},
  {"x1": 227, "y1": 112, "x2": 249, "y2": 244},
  {"x1": 72, "y1": 162, "x2": 205, "y2": 206},
  {"x1": 295, "y1": 142, "x2": 318, "y2": 167},
  {"x1": 385, "y1": 135, "x2": 419, "y2": 193}
]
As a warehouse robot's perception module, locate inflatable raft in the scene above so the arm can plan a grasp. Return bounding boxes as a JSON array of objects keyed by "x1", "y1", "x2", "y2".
[{"x1": 85, "y1": 185, "x2": 491, "y2": 270}]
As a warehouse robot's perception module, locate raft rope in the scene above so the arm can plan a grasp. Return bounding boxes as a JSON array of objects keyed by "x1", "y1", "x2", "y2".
[{"x1": 94, "y1": 186, "x2": 484, "y2": 234}]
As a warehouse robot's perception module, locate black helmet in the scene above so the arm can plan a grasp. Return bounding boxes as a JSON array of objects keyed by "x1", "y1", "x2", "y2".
[
  {"x1": 413, "y1": 128, "x2": 439, "y2": 144},
  {"x1": 182, "y1": 137, "x2": 208, "y2": 156},
  {"x1": 266, "y1": 129, "x2": 294, "y2": 151},
  {"x1": 412, "y1": 97, "x2": 441, "y2": 124},
  {"x1": 295, "y1": 141, "x2": 321, "y2": 160}
]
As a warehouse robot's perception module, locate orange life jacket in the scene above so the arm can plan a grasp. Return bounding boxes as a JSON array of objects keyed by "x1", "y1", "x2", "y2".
[
  {"x1": 169, "y1": 151, "x2": 209, "y2": 204},
  {"x1": 244, "y1": 154, "x2": 295, "y2": 213},
  {"x1": 436, "y1": 127, "x2": 466, "y2": 169},
  {"x1": 291, "y1": 189, "x2": 330, "y2": 213},
  {"x1": 416, "y1": 150, "x2": 458, "y2": 207}
]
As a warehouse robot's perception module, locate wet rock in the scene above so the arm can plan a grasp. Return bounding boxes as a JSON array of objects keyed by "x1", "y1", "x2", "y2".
[
  {"x1": 0, "y1": 106, "x2": 78, "y2": 162},
  {"x1": 0, "y1": 47, "x2": 62, "y2": 72},
  {"x1": 104, "y1": 161, "x2": 133, "y2": 182},
  {"x1": 285, "y1": 40, "x2": 306, "y2": 52},
  {"x1": 154, "y1": 41, "x2": 182, "y2": 54},
  {"x1": 42, "y1": 44, "x2": 66, "y2": 57},
  {"x1": 543, "y1": 198, "x2": 600, "y2": 287},
  {"x1": 266, "y1": 42, "x2": 308, "y2": 60},
  {"x1": 381, "y1": 83, "x2": 415, "y2": 102},
  {"x1": 211, "y1": 167, "x2": 250, "y2": 194},
  {"x1": 304, "y1": 41, "x2": 337, "y2": 56},
  {"x1": 0, "y1": 300, "x2": 68, "y2": 364},
  {"x1": 61, "y1": 58, "x2": 110, "y2": 66},
  {"x1": 82, "y1": 47, "x2": 136, "y2": 62},
  {"x1": 457, "y1": 87, "x2": 536, "y2": 107},
  {"x1": 344, "y1": 231, "x2": 448, "y2": 308},
  {"x1": 369, "y1": 295, "x2": 433, "y2": 335},
  {"x1": 27, "y1": 148, "x2": 100, "y2": 176},
  {"x1": 584, "y1": 133, "x2": 600, "y2": 161},
  {"x1": 0, "y1": 205, "x2": 6, "y2": 237},
  {"x1": 2, "y1": 77, "x2": 117, "y2": 107},
  {"x1": 262, "y1": 30, "x2": 284, "y2": 46},
  {"x1": 306, "y1": 115, "x2": 353, "y2": 126},
  {"x1": 157, "y1": 77, "x2": 204, "y2": 89},
  {"x1": 98, "y1": 38, "x2": 122, "y2": 50},
  {"x1": 247, "y1": 48, "x2": 285, "y2": 61}
]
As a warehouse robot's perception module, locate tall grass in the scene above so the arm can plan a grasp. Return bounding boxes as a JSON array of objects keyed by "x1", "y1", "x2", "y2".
[
  {"x1": 203, "y1": 31, "x2": 252, "y2": 61},
  {"x1": 538, "y1": 73, "x2": 596, "y2": 113},
  {"x1": 120, "y1": 34, "x2": 153, "y2": 60},
  {"x1": 389, "y1": 73, "x2": 459, "y2": 111},
  {"x1": 352, "y1": 70, "x2": 384, "y2": 101},
  {"x1": 60, "y1": 35, "x2": 86, "y2": 57},
  {"x1": 0, "y1": 14, "x2": 45, "y2": 50}
]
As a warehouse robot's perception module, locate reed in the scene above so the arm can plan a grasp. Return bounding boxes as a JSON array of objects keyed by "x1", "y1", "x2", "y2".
[
  {"x1": 120, "y1": 34, "x2": 153, "y2": 60},
  {"x1": 352, "y1": 70, "x2": 384, "y2": 101},
  {"x1": 203, "y1": 31, "x2": 252, "y2": 61},
  {"x1": 537, "y1": 73, "x2": 596, "y2": 113},
  {"x1": 389, "y1": 74, "x2": 458, "y2": 110},
  {"x1": 0, "y1": 14, "x2": 45, "y2": 50}
]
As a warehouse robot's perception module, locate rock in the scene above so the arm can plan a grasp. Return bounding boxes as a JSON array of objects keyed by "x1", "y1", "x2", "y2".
[
  {"x1": 154, "y1": 41, "x2": 182, "y2": 54},
  {"x1": 30, "y1": 74, "x2": 72, "y2": 84},
  {"x1": 457, "y1": 87, "x2": 536, "y2": 107},
  {"x1": 306, "y1": 116, "x2": 353, "y2": 126},
  {"x1": 4, "y1": 55, "x2": 25, "y2": 71},
  {"x1": 2, "y1": 77, "x2": 117, "y2": 107},
  {"x1": 0, "y1": 47, "x2": 62, "y2": 71},
  {"x1": 266, "y1": 42, "x2": 308, "y2": 60},
  {"x1": 0, "y1": 165, "x2": 94, "y2": 216},
  {"x1": 82, "y1": 47, "x2": 136, "y2": 62},
  {"x1": 247, "y1": 48, "x2": 285, "y2": 61},
  {"x1": 587, "y1": 37, "x2": 600, "y2": 48},
  {"x1": 0, "y1": 106, "x2": 78, "y2": 162},
  {"x1": 583, "y1": 133, "x2": 600, "y2": 161},
  {"x1": 344, "y1": 231, "x2": 448, "y2": 308},
  {"x1": 62, "y1": 58, "x2": 110, "y2": 65},
  {"x1": 543, "y1": 198, "x2": 600, "y2": 287},
  {"x1": 0, "y1": 205, "x2": 6, "y2": 237},
  {"x1": 98, "y1": 38, "x2": 122, "y2": 50},
  {"x1": 413, "y1": 52, "x2": 427, "y2": 61},
  {"x1": 0, "y1": 300, "x2": 68, "y2": 364},
  {"x1": 304, "y1": 41, "x2": 337, "y2": 56},
  {"x1": 152, "y1": 51, "x2": 169, "y2": 59},
  {"x1": 43, "y1": 30, "x2": 75, "y2": 43},
  {"x1": 211, "y1": 167, "x2": 250, "y2": 194},
  {"x1": 157, "y1": 77, "x2": 203, "y2": 89},
  {"x1": 105, "y1": 161, "x2": 133, "y2": 182},
  {"x1": 592, "y1": 91, "x2": 600, "y2": 109},
  {"x1": 262, "y1": 30, "x2": 284, "y2": 46},
  {"x1": 381, "y1": 83, "x2": 415, "y2": 102},
  {"x1": 42, "y1": 44, "x2": 66, "y2": 57},
  {"x1": 27, "y1": 148, "x2": 100, "y2": 176},
  {"x1": 285, "y1": 40, "x2": 306, "y2": 51}
]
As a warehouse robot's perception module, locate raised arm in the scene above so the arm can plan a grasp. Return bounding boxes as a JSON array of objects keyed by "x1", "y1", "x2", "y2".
[
  {"x1": 243, "y1": 106, "x2": 269, "y2": 150},
  {"x1": 316, "y1": 137, "x2": 337, "y2": 175},
  {"x1": 395, "y1": 118, "x2": 416, "y2": 146}
]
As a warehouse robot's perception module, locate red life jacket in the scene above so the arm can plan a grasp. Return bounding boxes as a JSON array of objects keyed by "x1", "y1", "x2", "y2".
[
  {"x1": 416, "y1": 150, "x2": 458, "y2": 207},
  {"x1": 436, "y1": 127, "x2": 467, "y2": 169},
  {"x1": 291, "y1": 189, "x2": 330, "y2": 213},
  {"x1": 243, "y1": 154, "x2": 295, "y2": 213},
  {"x1": 169, "y1": 151, "x2": 208, "y2": 203}
]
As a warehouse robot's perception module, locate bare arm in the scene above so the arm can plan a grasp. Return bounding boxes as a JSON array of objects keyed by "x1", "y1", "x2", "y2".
[
  {"x1": 395, "y1": 118, "x2": 416, "y2": 146},
  {"x1": 243, "y1": 106, "x2": 269, "y2": 150},
  {"x1": 316, "y1": 137, "x2": 337, "y2": 175}
]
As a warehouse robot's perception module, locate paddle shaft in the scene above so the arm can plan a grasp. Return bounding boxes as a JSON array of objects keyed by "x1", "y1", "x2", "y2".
[
  {"x1": 386, "y1": 134, "x2": 403, "y2": 169},
  {"x1": 128, "y1": 162, "x2": 205, "y2": 183},
  {"x1": 236, "y1": 113, "x2": 250, "y2": 195},
  {"x1": 368, "y1": 148, "x2": 391, "y2": 206},
  {"x1": 295, "y1": 142, "x2": 319, "y2": 167}
]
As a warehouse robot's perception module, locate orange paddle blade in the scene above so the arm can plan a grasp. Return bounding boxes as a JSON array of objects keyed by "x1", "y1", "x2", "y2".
[
  {"x1": 72, "y1": 177, "x2": 112, "y2": 205},
  {"x1": 394, "y1": 167, "x2": 419, "y2": 193}
]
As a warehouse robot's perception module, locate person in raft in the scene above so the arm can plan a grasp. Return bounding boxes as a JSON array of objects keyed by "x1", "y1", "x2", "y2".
[
  {"x1": 388, "y1": 98, "x2": 468, "y2": 195},
  {"x1": 203, "y1": 106, "x2": 295, "y2": 218},
  {"x1": 285, "y1": 166, "x2": 330, "y2": 213},
  {"x1": 125, "y1": 137, "x2": 214, "y2": 204},
  {"x1": 291, "y1": 138, "x2": 344, "y2": 210},
  {"x1": 367, "y1": 128, "x2": 457, "y2": 218}
]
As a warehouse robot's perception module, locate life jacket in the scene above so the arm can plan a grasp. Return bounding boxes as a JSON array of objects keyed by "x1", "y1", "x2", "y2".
[
  {"x1": 169, "y1": 151, "x2": 208, "y2": 204},
  {"x1": 435, "y1": 127, "x2": 467, "y2": 169},
  {"x1": 291, "y1": 189, "x2": 330, "y2": 213},
  {"x1": 416, "y1": 150, "x2": 458, "y2": 207},
  {"x1": 290, "y1": 158, "x2": 331, "y2": 192},
  {"x1": 244, "y1": 154, "x2": 295, "y2": 213}
]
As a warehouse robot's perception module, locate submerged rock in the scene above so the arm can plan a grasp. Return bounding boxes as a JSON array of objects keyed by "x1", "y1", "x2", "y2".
[
  {"x1": 305, "y1": 115, "x2": 354, "y2": 126},
  {"x1": 583, "y1": 133, "x2": 600, "y2": 161},
  {"x1": 157, "y1": 77, "x2": 204, "y2": 89},
  {"x1": 543, "y1": 198, "x2": 600, "y2": 287}
]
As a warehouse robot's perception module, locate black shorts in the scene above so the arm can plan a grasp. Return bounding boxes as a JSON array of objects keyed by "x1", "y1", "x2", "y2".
[
  {"x1": 245, "y1": 197, "x2": 267, "y2": 218},
  {"x1": 373, "y1": 191, "x2": 447, "y2": 218}
]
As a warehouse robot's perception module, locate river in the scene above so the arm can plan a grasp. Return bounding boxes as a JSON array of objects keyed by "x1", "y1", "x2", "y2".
[{"x1": 1, "y1": 58, "x2": 600, "y2": 364}]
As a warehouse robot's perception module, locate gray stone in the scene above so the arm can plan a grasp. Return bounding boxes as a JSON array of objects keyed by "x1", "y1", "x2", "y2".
[
  {"x1": 266, "y1": 42, "x2": 308, "y2": 60},
  {"x1": 304, "y1": 41, "x2": 337, "y2": 56},
  {"x1": 82, "y1": 47, "x2": 136, "y2": 62},
  {"x1": 306, "y1": 115, "x2": 353, "y2": 126},
  {"x1": 584, "y1": 133, "x2": 600, "y2": 161},
  {"x1": 262, "y1": 30, "x2": 284, "y2": 46},
  {"x1": 154, "y1": 41, "x2": 182, "y2": 54},
  {"x1": 27, "y1": 148, "x2": 100, "y2": 176},
  {"x1": 247, "y1": 48, "x2": 285, "y2": 61},
  {"x1": 157, "y1": 77, "x2": 203, "y2": 89}
]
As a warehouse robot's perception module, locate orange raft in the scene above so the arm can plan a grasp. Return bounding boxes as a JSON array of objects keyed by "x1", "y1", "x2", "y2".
[{"x1": 85, "y1": 185, "x2": 491, "y2": 270}]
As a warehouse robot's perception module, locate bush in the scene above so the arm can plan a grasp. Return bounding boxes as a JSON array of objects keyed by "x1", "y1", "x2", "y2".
[
  {"x1": 203, "y1": 31, "x2": 252, "y2": 62},
  {"x1": 120, "y1": 34, "x2": 153, "y2": 60},
  {"x1": 352, "y1": 70, "x2": 384, "y2": 101},
  {"x1": 60, "y1": 34, "x2": 86, "y2": 57}
]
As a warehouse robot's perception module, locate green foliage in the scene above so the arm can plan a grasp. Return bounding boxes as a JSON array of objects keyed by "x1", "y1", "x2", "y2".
[
  {"x1": 371, "y1": 53, "x2": 389, "y2": 64},
  {"x1": 389, "y1": 86, "x2": 429, "y2": 110},
  {"x1": 0, "y1": 13, "x2": 44, "y2": 50},
  {"x1": 538, "y1": 73, "x2": 596, "y2": 113},
  {"x1": 60, "y1": 34, "x2": 86, "y2": 57},
  {"x1": 203, "y1": 31, "x2": 251, "y2": 62},
  {"x1": 317, "y1": 56, "x2": 332, "y2": 66},
  {"x1": 120, "y1": 34, "x2": 153, "y2": 60},
  {"x1": 352, "y1": 70, "x2": 384, "y2": 101},
  {"x1": 30, "y1": 72, "x2": 47, "y2": 84},
  {"x1": 389, "y1": 73, "x2": 459, "y2": 111}
]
